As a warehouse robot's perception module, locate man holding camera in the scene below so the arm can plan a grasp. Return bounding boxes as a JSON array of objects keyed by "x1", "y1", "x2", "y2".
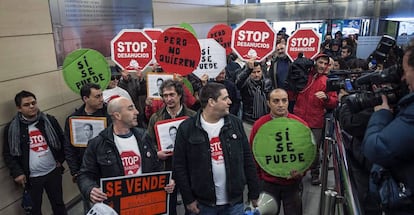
[
  {"x1": 292, "y1": 53, "x2": 338, "y2": 185},
  {"x1": 362, "y1": 44, "x2": 414, "y2": 214}
]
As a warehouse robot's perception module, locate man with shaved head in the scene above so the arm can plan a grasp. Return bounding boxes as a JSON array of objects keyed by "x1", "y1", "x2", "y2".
[
  {"x1": 249, "y1": 88, "x2": 309, "y2": 215},
  {"x1": 77, "y1": 97, "x2": 175, "y2": 210}
]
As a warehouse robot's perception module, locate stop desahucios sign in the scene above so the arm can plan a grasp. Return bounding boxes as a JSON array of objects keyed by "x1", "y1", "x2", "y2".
[
  {"x1": 231, "y1": 19, "x2": 276, "y2": 61},
  {"x1": 286, "y1": 28, "x2": 321, "y2": 62},
  {"x1": 111, "y1": 29, "x2": 154, "y2": 71}
]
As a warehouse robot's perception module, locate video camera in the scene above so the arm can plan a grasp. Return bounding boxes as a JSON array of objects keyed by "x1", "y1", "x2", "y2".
[
  {"x1": 326, "y1": 70, "x2": 369, "y2": 93},
  {"x1": 331, "y1": 35, "x2": 408, "y2": 113},
  {"x1": 344, "y1": 64, "x2": 408, "y2": 112}
]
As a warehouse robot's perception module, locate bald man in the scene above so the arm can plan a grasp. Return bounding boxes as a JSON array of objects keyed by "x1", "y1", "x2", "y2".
[
  {"x1": 77, "y1": 97, "x2": 175, "y2": 208},
  {"x1": 249, "y1": 89, "x2": 309, "y2": 215}
]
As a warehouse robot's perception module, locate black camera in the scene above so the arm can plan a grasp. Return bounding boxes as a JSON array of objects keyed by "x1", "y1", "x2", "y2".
[
  {"x1": 326, "y1": 70, "x2": 368, "y2": 93},
  {"x1": 344, "y1": 65, "x2": 408, "y2": 113}
]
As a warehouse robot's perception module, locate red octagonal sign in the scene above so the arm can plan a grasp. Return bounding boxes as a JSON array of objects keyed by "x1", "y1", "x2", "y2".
[
  {"x1": 111, "y1": 29, "x2": 154, "y2": 71},
  {"x1": 232, "y1": 19, "x2": 276, "y2": 61},
  {"x1": 286, "y1": 28, "x2": 321, "y2": 62}
]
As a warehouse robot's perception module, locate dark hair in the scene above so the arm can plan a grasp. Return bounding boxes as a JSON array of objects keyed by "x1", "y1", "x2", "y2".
[
  {"x1": 405, "y1": 44, "x2": 414, "y2": 69},
  {"x1": 332, "y1": 56, "x2": 348, "y2": 70},
  {"x1": 348, "y1": 58, "x2": 369, "y2": 70},
  {"x1": 253, "y1": 61, "x2": 261, "y2": 67},
  {"x1": 156, "y1": 78, "x2": 164, "y2": 84},
  {"x1": 15, "y1": 90, "x2": 36, "y2": 107},
  {"x1": 199, "y1": 82, "x2": 226, "y2": 109},
  {"x1": 83, "y1": 123, "x2": 93, "y2": 130},
  {"x1": 169, "y1": 126, "x2": 177, "y2": 132},
  {"x1": 80, "y1": 83, "x2": 101, "y2": 99},
  {"x1": 159, "y1": 79, "x2": 184, "y2": 104},
  {"x1": 342, "y1": 45, "x2": 353, "y2": 54}
]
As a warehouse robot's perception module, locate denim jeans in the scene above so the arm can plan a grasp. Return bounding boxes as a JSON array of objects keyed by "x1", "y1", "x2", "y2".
[{"x1": 189, "y1": 202, "x2": 244, "y2": 215}]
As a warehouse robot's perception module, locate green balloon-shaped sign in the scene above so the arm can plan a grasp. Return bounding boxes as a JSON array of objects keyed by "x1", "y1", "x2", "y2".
[
  {"x1": 179, "y1": 22, "x2": 198, "y2": 38},
  {"x1": 253, "y1": 117, "x2": 316, "y2": 178},
  {"x1": 63, "y1": 49, "x2": 111, "y2": 94}
]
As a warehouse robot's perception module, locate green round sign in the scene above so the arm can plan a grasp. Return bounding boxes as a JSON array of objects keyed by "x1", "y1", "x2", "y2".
[
  {"x1": 62, "y1": 49, "x2": 111, "y2": 94},
  {"x1": 179, "y1": 22, "x2": 198, "y2": 38},
  {"x1": 253, "y1": 117, "x2": 316, "y2": 178}
]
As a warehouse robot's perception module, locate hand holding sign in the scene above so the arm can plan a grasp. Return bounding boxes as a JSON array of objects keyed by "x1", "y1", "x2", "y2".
[
  {"x1": 253, "y1": 117, "x2": 316, "y2": 178},
  {"x1": 155, "y1": 27, "x2": 201, "y2": 76},
  {"x1": 63, "y1": 49, "x2": 111, "y2": 94}
]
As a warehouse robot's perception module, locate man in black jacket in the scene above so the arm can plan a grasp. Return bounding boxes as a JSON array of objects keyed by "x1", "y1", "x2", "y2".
[
  {"x1": 236, "y1": 59, "x2": 272, "y2": 124},
  {"x1": 3, "y1": 90, "x2": 66, "y2": 215},
  {"x1": 63, "y1": 83, "x2": 112, "y2": 213},
  {"x1": 77, "y1": 97, "x2": 175, "y2": 206},
  {"x1": 173, "y1": 82, "x2": 260, "y2": 214}
]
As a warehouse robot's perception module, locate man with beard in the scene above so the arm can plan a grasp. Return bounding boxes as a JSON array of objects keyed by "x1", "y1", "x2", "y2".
[
  {"x1": 267, "y1": 43, "x2": 292, "y2": 89},
  {"x1": 292, "y1": 54, "x2": 338, "y2": 185},
  {"x1": 147, "y1": 79, "x2": 196, "y2": 215},
  {"x1": 236, "y1": 58, "x2": 273, "y2": 124},
  {"x1": 173, "y1": 82, "x2": 259, "y2": 214}
]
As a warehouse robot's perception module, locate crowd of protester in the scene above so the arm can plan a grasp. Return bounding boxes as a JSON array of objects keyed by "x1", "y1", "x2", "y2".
[{"x1": 3, "y1": 28, "x2": 414, "y2": 215}]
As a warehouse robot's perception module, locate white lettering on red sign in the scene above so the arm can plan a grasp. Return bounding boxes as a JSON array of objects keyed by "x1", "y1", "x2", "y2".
[
  {"x1": 29, "y1": 130, "x2": 48, "y2": 152},
  {"x1": 117, "y1": 42, "x2": 148, "y2": 53},
  {"x1": 290, "y1": 37, "x2": 316, "y2": 47},
  {"x1": 210, "y1": 137, "x2": 223, "y2": 162},
  {"x1": 120, "y1": 151, "x2": 141, "y2": 175},
  {"x1": 238, "y1": 30, "x2": 270, "y2": 42}
]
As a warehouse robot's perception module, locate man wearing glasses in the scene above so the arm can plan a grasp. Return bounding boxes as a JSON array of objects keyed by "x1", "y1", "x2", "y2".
[{"x1": 103, "y1": 66, "x2": 132, "y2": 103}]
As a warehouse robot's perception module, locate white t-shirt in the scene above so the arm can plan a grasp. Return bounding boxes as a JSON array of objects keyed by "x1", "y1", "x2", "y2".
[
  {"x1": 114, "y1": 132, "x2": 142, "y2": 176},
  {"x1": 28, "y1": 123, "x2": 56, "y2": 177},
  {"x1": 103, "y1": 87, "x2": 132, "y2": 103},
  {"x1": 200, "y1": 116, "x2": 228, "y2": 205}
]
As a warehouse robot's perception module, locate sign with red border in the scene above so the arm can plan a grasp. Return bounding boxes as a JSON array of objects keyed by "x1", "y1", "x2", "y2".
[
  {"x1": 207, "y1": 24, "x2": 233, "y2": 55},
  {"x1": 231, "y1": 19, "x2": 276, "y2": 61},
  {"x1": 155, "y1": 27, "x2": 201, "y2": 76},
  {"x1": 111, "y1": 29, "x2": 154, "y2": 71},
  {"x1": 286, "y1": 28, "x2": 321, "y2": 62},
  {"x1": 154, "y1": 116, "x2": 188, "y2": 152}
]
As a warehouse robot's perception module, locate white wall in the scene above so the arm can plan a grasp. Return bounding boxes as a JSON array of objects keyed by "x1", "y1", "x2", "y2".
[{"x1": 0, "y1": 0, "x2": 227, "y2": 214}]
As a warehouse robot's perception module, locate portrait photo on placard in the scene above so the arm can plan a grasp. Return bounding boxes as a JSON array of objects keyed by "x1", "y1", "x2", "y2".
[
  {"x1": 69, "y1": 117, "x2": 107, "y2": 147},
  {"x1": 154, "y1": 116, "x2": 188, "y2": 151},
  {"x1": 146, "y1": 73, "x2": 174, "y2": 99}
]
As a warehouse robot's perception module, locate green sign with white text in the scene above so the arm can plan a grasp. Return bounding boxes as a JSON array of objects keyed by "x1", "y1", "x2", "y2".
[{"x1": 253, "y1": 117, "x2": 316, "y2": 178}]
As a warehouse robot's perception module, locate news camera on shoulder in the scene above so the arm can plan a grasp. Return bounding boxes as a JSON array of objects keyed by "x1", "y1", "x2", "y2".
[{"x1": 326, "y1": 35, "x2": 409, "y2": 113}]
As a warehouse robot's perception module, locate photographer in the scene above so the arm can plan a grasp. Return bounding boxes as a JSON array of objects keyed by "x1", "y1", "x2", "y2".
[
  {"x1": 362, "y1": 44, "x2": 414, "y2": 214},
  {"x1": 291, "y1": 53, "x2": 338, "y2": 185}
]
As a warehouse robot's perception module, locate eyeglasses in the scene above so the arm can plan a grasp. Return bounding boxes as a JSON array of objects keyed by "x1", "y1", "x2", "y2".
[{"x1": 111, "y1": 75, "x2": 121, "y2": 80}]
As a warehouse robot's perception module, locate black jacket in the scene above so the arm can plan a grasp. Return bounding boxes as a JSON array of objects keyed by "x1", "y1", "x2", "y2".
[
  {"x1": 3, "y1": 114, "x2": 65, "y2": 179},
  {"x1": 64, "y1": 104, "x2": 112, "y2": 176},
  {"x1": 236, "y1": 66, "x2": 272, "y2": 123},
  {"x1": 77, "y1": 126, "x2": 161, "y2": 200},
  {"x1": 173, "y1": 111, "x2": 260, "y2": 206},
  {"x1": 338, "y1": 102, "x2": 374, "y2": 171}
]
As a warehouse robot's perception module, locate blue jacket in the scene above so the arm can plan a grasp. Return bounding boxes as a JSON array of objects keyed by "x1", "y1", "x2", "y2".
[
  {"x1": 363, "y1": 92, "x2": 414, "y2": 194},
  {"x1": 173, "y1": 111, "x2": 260, "y2": 206}
]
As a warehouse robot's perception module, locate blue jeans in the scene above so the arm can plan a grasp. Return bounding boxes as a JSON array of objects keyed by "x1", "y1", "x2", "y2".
[{"x1": 190, "y1": 202, "x2": 244, "y2": 215}]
